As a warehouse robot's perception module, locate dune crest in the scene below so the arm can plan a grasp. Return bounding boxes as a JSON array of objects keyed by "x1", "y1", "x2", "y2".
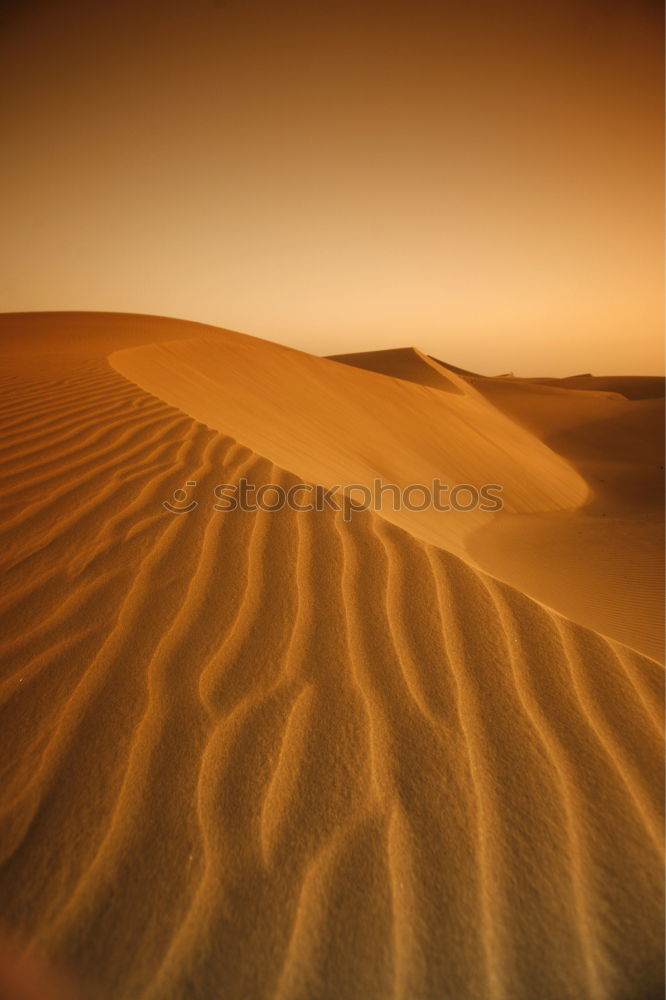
[
  {"x1": 327, "y1": 346, "x2": 465, "y2": 394},
  {"x1": 109, "y1": 331, "x2": 588, "y2": 555}
]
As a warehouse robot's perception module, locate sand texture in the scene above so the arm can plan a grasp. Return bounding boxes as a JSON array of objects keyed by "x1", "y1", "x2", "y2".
[{"x1": 0, "y1": 312, "x2": 663, "y2": 999}]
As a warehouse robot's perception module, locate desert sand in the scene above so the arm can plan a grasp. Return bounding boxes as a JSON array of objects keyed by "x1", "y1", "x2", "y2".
[{"x1": 0, "y1": 312, "x2": 663, "y2": 999}]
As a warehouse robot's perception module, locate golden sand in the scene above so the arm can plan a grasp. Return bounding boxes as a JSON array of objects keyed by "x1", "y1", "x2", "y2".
[{"x1": 0, "y1": 312, "x2": 663, "y2": 999}]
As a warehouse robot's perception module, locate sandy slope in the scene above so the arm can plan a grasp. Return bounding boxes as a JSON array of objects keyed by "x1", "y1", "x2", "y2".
[
  {"x1": 0, "y1": 313, "x2": 663, "y2": 1000},
  {"x1": 329, "y1": 347, "x2": 665, "y2": 660},
  {"x1": 109, "y1": 334, "x2": 588, "y2": 556},
  {"x1": 463, "y1": 376, "x2": 665, "y2": 661}
]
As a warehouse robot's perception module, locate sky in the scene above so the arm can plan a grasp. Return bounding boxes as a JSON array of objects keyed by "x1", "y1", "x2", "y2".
[{"x1": 0, "y1": 0, "x2": 663, "y2": 375}]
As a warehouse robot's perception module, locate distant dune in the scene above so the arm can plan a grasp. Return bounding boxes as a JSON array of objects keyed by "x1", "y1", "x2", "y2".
[
  {"x1": 327, "y1": 347, "x2": 466, "y2": 393},
  {"x1": 0, "y1": 313, "x2": 663, "y2": 1000},
  {"x1": 521, "y1": 374, "x2": 665, "y2": 401}
]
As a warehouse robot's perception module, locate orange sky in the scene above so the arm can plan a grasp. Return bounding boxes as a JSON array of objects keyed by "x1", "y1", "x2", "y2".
[{"x1": 0, "y1": 0, "x2": 663, "y2": 375}]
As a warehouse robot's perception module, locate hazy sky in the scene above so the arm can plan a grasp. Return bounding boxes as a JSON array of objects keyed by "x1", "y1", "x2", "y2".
[{"x1": 1, "y1": 0, "x2": 663, "y2": 375}]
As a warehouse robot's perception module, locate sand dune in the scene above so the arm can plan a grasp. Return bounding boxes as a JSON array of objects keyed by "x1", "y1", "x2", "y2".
[
  {"x1": 109, "y1": 334, "x2": 587, "y2": 555},
  {"x1": 327, "y1": 347, "x2": 465, "y2": 393},
  {"x1": 321, "y1": 347, "x2": 665, "y2": 660},
  {"x1": 463, "y1": 375, "x2": 664, "y2": 661},
  {"x1": 521, "y1": 374, "x2": 665, "y2": 401},
  {"x1": 0, "y1": 313, "x2": 663, "y2": 999}
]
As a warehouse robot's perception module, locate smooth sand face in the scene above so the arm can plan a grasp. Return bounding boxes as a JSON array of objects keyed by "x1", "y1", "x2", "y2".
[
  {"x1": 465, "y1": 377, "x2": 664, "y2": 661},
  {"x1": 0, "y1": 312, "x2": 663, "y2": 1000},
  {"x1": 109, "y1": 334, "x2": 588, "y2": 554}
]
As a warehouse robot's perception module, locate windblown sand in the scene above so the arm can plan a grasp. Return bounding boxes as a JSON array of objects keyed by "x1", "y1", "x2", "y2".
[{"x1": 0, "y1": 313, "x2": 663, "y2": 999}]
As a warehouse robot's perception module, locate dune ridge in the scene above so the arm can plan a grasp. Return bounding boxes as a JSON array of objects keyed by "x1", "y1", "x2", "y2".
[
  {"x1": 327, "y1": 347, "x2": 465, "y2": 394},
  {"x1": 318, "y1": 345, "x2": 665, "y2": 660},
  {"x1": 109, "y1": 333, "x2": 590, "y2": 561},
  {"x1": 0, "y1": 313, "x2": 663, "y2": 999}
]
